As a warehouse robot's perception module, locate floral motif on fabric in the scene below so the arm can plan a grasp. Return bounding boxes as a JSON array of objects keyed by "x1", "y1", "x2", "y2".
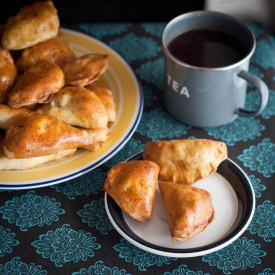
[
  {"x1": 141, "y1": 23, "x2": 165, "y2": 37},
  {"x1": 205, "y1": 117, "x2": 265, "y2": 146},
  {"x1": 109, "y1": 33, "x2": 160, "y2": 63},
  {"x1": 202, "y1": 237, "x2": 266, "y2": 274},
  {"x1": 0, "y1": 226, "x2": 19, "y2": 257},
  {"x1": 51, "y1": 169, "x2": 105, "y2": 199},
  {"x1": 245, "y1": 89, "x2": 275, "y2": 120},
  {"x1": 164, "y1": 263, "x2": 210, "y2": 275},
  {"x1": 32, "y1": 224, "x2": 101, "y2": 267},
  {"x1": 135, "y1": 58, "x2": 165, "y2": 90},
  {"x1": 113, "y1": 238, "x2": 177, "y2": 271},
  {"x1": 237, "y1": 138, "x2": 275, "y2": 178},
  {"x1": 137, "y1": 108, "x2": 191, "y2": 140},
  {"x1": 0, "y1": 191, "x2": 64, "y2": 231},
  {"x1": 0, "y1": 257, "x2": 47, "y2": 274},
  {"x1": 72, "y1": 260, "x2": 129, "y2": 275},
  {"x1": 77, "y1": 198, "x2": 114, "y2": 235},
  {"x1": 248, "y1": 200, "x2": 275, "y2": 242},
  {"x1": 251, "y1": 38, "x2": 275, "y2": 69},
  {"x1": 105, "y1": 138, "x2": 144, "y2": 168},
  {"x1": 249, "y1": 174, "x2": 266, "y2": 198}
]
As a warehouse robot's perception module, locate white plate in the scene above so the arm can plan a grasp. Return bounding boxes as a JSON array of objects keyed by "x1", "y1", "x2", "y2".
[
  {"x1": 0, "y1": 29, "x2": 143, "y2": 190},
  {"x1": 105, "y1": 152, "x2": 255, "y2": 257}
]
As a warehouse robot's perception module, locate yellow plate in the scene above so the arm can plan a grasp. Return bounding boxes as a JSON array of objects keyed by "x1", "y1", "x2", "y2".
[{"x1": 0, "y1": 29, "x2": 143, "y2": 189}]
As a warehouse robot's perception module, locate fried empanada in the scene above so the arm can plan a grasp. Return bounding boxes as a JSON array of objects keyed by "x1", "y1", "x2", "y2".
[
  {"x1": 159, "y1": 181, "x2": 214, "y2": 242},
  {"x1": 16, "y1": 35, "x2": 75, "y2": 71},
  {"x1": 2, "y1": 1, "x2": 59, "y2": 50},
  {"x1": 37, "y1": 86, "x2": 108, "y2": 129},
  {"x1": 86, "y1": 83, "x2": 116, "y2": 123},
  {"x1": 143, "y1": 139, "x2": 227, "y2": 184},
  {"x1": 0, "y1": 103, "x2": 31, "y2": 130},
  {"x1": 3, "y1": 113, "x2": 109, "y2": 158},
  {"x1": 104, "y1": 160, "x2": 160, "y2": 222},
  {"x1": 0, "y1": 145, "x2": 76, "y2": 170},
  {"x1": 62, "y1": 54, "x2": 109, "y2": 86},
  {"x1": 0, "y1": 49, "x2": 17, "y2": 103},
  {"x1": 8, "y1": 60, "x2": 65, "y2": 108}
]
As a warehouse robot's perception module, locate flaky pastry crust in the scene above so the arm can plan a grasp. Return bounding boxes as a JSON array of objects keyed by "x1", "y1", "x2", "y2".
[
  {"x1": 8, "y1": 60, "x2": 65, "y2": 108},
  {"x1": 62, "y1": 53, "x2": 109, "y2": 86},
  {"x1": 104, "y1": 160, "x2": 160, "y2": 222},
  {"x1": 37, "y1": 86, "x2": 108, "y2": 129},
  {"x1": 16, "y1": 35, "x2": 75, "y2": 71},
  {"x1": 143, "y1": 139, "x2": 227, "y2": 184},
  {"x1": 159, "y1": 181, "x2": 214, "y2": 241},
  {"x1": 2, "y1": 1, "x2": 59, "y2": 50}
]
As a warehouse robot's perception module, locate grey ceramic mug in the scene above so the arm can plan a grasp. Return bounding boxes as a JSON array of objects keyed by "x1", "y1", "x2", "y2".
[{"x1": 162, "y1": 11, "x2": 269, "y2": 128}]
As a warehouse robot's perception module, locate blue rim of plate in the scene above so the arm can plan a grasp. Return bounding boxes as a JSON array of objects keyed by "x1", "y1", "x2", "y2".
[
  {"x1": 105, "y1": 152, "x2": 255, "y2": 258},
  {"x1": 0, "y1": 31, "x2": 143, "y2": 190}
]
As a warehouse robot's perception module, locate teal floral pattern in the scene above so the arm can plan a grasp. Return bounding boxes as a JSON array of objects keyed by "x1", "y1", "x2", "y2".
[
  {"x1": 32, "y1": 224, "x2": 101, "y2": 267},
  {"x1": 109, "y1": 33, "x2": 160, "y2": 63},
  {"x1": 164, "y1": 264, "x2": 210, "y2": 275},
  {"x1": 0, "y1": 257, "x2": 47, "y2": 274},
  {"x1": 135, "y1": 58, "x2": 164, "y2": 89},
  {"x1": 78, "y1": 23, "x2": 131, "y2": 39},
  {"x1": 249, "y1": 174, "x2": 266, "y2": 198},
  {"x1": 141, "y1": 23, "x2": 165, "y2": 37},
  {"x1": 202, "y1": 237, "x2": 266, "y2": 274},
  {"x1": 143, "y1": 85, "x2": 157, "y2": 107},
  {"x1": 105, "y1": 138, "x2": 144, "y2": 168},
  {"x1": 252, "y1": 38, "x2": 275, "y2": 69},
  {"x1": 205, "y1": 117, "x2": 265, "y2": 146},
  {"x1": 237, "y1": 138, "x2": 275, "y2": 178},
  {"x1": 137, "y1": 108, "x2": 191, "y2": 140},
  {"x1": 114, "y1": 238, "x2": 177, "y2": 271},
  {"x1": 51, "y1": 169, "x2": 105, "y2": 199},
  {"x1": 77, "y1": 198, "x2": 114, "y2": 235},
  {"x1": 245, "y1": 89, "x2": 275, "y2": 119},
  {"x1": 0, "y1": 191, "x2": 64, "y2": 231},
  {"x1": 248, "y1": 200, "x2": 275, "y2": 242},
  {"x1": 0, "y1": 226, "x2": 19, "y2": 257},
  {"x1": 72, "y1": 260, "x2": 129, "y2": 275},
  {"x1": 258, "y1": 267, "x2": 275, "y2": 275}
]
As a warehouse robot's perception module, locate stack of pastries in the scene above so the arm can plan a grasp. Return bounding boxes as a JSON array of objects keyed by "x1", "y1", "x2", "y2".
[
  {"x1": 0, "y1": 1, "x2": 116, "y2": 170},
  {"x1": 104, "y1": 139, "x2": 227, "y2": 242}
]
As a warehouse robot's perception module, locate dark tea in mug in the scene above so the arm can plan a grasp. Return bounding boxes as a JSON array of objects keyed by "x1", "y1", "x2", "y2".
[{"x1": 168, "y1": 29, "x2": 249, "y2": 68}]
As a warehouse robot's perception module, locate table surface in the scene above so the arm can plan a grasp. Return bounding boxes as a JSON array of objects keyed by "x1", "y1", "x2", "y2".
[{"x1": 0, "y1": 22, "x2": 274, "y2": 275}]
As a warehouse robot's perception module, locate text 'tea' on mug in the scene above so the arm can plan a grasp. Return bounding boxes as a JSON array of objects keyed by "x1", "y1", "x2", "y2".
[{"x1": 162, "y1": 11, "x2": 269, "y2": 128}]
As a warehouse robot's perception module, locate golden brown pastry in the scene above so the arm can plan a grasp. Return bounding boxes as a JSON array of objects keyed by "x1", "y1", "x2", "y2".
[
  {"x1": 143, "y1": 139, "x2": 227, "y2": 184},
  {"x1": 159, "y1": 181, "x2": 214, "y2": 241},
  {"x1": 104, "y1": 160, "x2": 160, "y2": 222},
  {"x1": 0, "y1": 49, "x2": 17, "y2": 103},
  {"x1": 2, "y1": 1, "x2": 59, "y2": 50},
  {"x1": 0, "y1": 139, "x2": 76, "y2": 170},
  {"x1": 8, "y1": 60, "x2": 65, "y2": 108},
  {"x1": 16, "y1": 35, "x2": 76, "y2": 71},
  {"x1": 37, "y1": 86, "x2": 108, "y2": 129},
  {"x1": 86, "y1": 83, "x2": 116, "y2": 123},
  {"x1": 62, "y1": 54, "x2": 109, "y2": 86},
  {"x1": 3, "y1": 112, "x2": 109, "y2": 158},
  {"x1": 0, "y1": 103, "x2": 31, "y2": 129}
]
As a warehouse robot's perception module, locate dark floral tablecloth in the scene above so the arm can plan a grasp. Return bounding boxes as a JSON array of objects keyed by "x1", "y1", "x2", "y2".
[{"x1": 0, "y1": 22, "x2": 274, "y2": 275}]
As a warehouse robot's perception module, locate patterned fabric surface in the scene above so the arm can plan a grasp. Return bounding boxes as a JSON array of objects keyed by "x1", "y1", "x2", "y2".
[{"x1": 0, "y1": 23, "x2": 274, "y2": 275}]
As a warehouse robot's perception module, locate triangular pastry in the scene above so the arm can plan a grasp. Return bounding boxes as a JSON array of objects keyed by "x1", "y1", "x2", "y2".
[
  {"x1": 37, "y1": 86, "x2": 109, "y2": 129},
  {"x1": 104, "y1": 160, "x2": 160, "y2": 222},
  {"x1": 143, "y1": 139, "x2": 227, "y2": 184},
  {"x1": 159, "y1": 181, "x2": 214, "y2": 241},
  {"x1": 3, "y1": 113, "x2": 108, "y2": 158},
  {"x1": 2, "y1": 1, "x2": 59, "y2": 50}
]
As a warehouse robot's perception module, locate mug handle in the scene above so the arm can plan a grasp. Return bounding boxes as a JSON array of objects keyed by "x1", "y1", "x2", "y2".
[{"x1": 235, "y1": 70, "x2": 269, "y2": 117}]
